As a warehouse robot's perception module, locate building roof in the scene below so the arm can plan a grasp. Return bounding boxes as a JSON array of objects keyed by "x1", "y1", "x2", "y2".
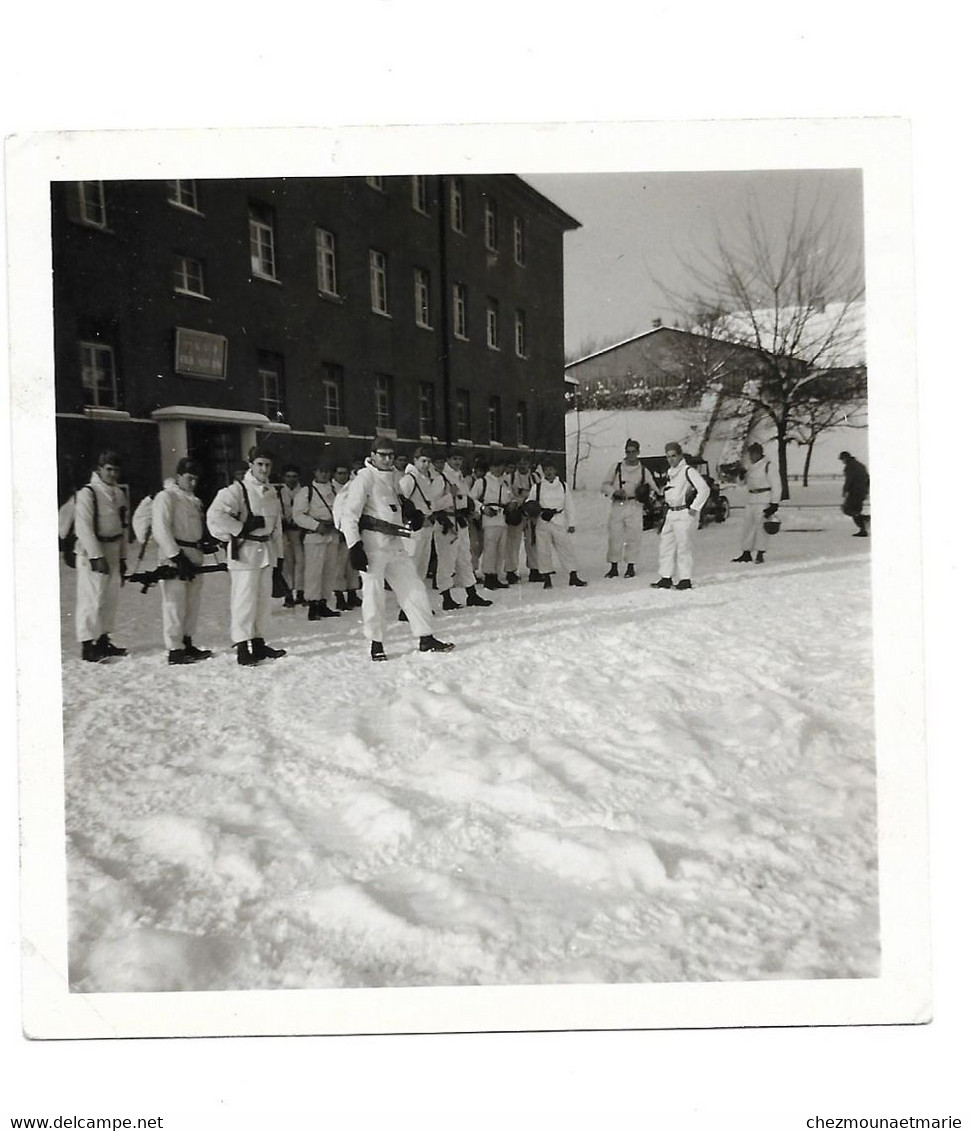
[{"x1": 508, "y1": 176, "x2": 582, "y2": 232}]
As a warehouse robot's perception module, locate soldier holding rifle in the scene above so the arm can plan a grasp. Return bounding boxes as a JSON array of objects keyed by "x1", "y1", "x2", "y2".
[{"x1": 149, "y1": 457, "x2": 216, "y2": 665}]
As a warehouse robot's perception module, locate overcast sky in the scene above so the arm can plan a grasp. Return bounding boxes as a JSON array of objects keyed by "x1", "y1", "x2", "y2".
[{"x1": 524, "y1": 169, "x2": 864, "y2": 357}]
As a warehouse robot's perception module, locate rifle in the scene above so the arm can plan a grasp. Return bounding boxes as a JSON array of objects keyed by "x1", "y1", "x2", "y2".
[{"x1": 127, "y1": 562, "x2": 228, "y2": 593}]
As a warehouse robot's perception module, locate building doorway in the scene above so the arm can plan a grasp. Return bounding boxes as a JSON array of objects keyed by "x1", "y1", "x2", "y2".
[{"x1": 186, "y1": 423, "x2": 241, "y2": 508}]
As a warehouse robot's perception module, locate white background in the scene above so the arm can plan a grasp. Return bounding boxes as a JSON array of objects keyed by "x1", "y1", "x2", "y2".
[{"x1": 1, "y1": 2, "x2": 967, "y2": 1127}]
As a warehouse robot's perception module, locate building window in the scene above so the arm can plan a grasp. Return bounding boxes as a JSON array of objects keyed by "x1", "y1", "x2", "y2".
[
  {"x1": 486, "y1": 297, "x2": 500, "y2": 350},
  {"x1": 455, "y1": 389, "x2": 471, "y2": 441},
  {"x1": 374, "y1": 373, "x2": 395, "y2": 430},
  {"x1": 257, "y1": 351, "x2": 284, "y2": 420},
  {"x1": 514, "y1": 214, "x2": 526, "y2": 265},
  {"x1": 316, "y1": 228, "x2": 339, "y2": 296},
  {"x1": 419, "y1": 381, "x2": 435, "y2": 436},
  {"x1": 80, "y1": 341, "x2": 119, "y2": 408},
  {"x1": 452, "y1": 282, "x2": 468, "y2": 339},
  {"x1": 449, "y1": 178, "x2": 465, "y2": 234},
  {"x1": 366, "y1": 175, "x2": 385, "y2": 191},
  {"x1": 78, "y1": 182, "x2": 107, "y2": 228},
  {"x1": 322, "y1": 363, "x2": 344, "y2": 427},
  {"x1": 516, "y1": 402, "x2": 528, "y2": 446},
  {"x1": 488, "y1": 395, "x2": 501, "y2": 443},
  {"x1": 167, "y1": 180, "x2": 200, "y2": 212},
  {"x1": 173, "y1": 255, "x2": 206, "y2": 297},
  {"x1": 370, "y1": 249, "x2": 389, "y2": 315},
  {"x1": 484, "y1": 195, "x2": 498, "y2": 251},
  {"x1": 412, "y1": 175, "x2": 429, "y2": 214},
  {"x1": 414, "y1": 267, "x2": 432, "y2": 328},
  {"x1": 249, "y1": 203, "x2": 277, "y2": 280},
  {"x1": 515, "y1": 308, "x2": 527, "y2": 357}
]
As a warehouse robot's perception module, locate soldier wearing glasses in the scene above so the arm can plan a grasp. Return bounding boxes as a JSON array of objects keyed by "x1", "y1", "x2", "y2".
[{"x1": 337, "y1": 439, "x2": 454, "y2": 662}]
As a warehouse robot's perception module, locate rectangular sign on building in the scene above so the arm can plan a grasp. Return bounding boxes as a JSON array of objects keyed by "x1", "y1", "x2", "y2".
[{"x1": 175, "y1": 327, "x2": 228, "y2": 379}]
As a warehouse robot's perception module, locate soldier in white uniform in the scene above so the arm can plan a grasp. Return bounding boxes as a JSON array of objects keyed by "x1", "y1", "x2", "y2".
[
  {"x1": 73, "y1": 450, "x2": 129, "y2": 662},
  {"x1": 434, "y1": 449, "x2": 493, "y2": 612},
  {"x1": 291, "y1": 460, "x2": 343, "y2": 621},
  {"x1": 151, "y1": 457, "x2": 214, "y2": 664},
  {"x1": 398, "y1": 447, "x2": 442, "y2": 588},
  {"x1": 602, "y1": 439, "x2": 658, "y2": 578},
  {"x1": 277, "y1": 465, "x2": 306, "y2": 607},
  {"x1": 337, "y1": 439, "x2": 454, "y2": 661},
  {"x1": 651, "y1": 442, "x2": 711, "y2": 591},
  {"x1": 732, "y1": 442, "x2": 783, "y2": 564},
  {"x1": 470, "y1": 456, "x2": 513, "y2": 590},
  {"x1": 330, "y1": 463, "x2": 362, "y2": 610},
  {"x1": 206, "y1": 448, "x2": 287, "y2": 665},
  {"x1": 527, "y1": 460, "x2": 588, "y2": 590},
  {"x1": 504, "y1": 456, "x2": 541, "y2": 583}
]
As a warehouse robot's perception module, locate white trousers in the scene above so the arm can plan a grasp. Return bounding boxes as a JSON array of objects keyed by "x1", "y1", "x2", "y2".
[
  {"x1": 403, "y1": 522, "x2": 434, "y2": 584},
  {"x1": 480, "y1": 525, "x2": 507, "y2": 575},
  {"x1": 229, "y1": 565, "x2": 273, "y2": 644},
  {"x1": 434, "y1": 523, "x2": 475, "y2": 590},
  {"x1": 282, "y1": 528, "x2": 305, "y2": 592},
  {"x1": 159, "y1": 576, "x2": 204, "y2": 650},
  {"x1": 504, "y1": 522, "x2": 525, "y2": 572},
  {"x1": 535, "y1": 522, "x2": 578, "y2": 574},
  {"x1": 360, "y1": 544, "x2": 434, "y2": 643},
  {"x1": 607, "y1": 502, "x2": 643, "y2": 563},
  {"x1": 74, "y1": 540, "x2": 124, "y2": 643},
  {"x1": 740, "y1": 501, "x2": 770, "y2": 553},
  {"x1": 303, "y1": 538, "x2": 342, "y2": 601},
  {"x1": 658, "y1": 509, "x2": 696, "y2": 581}
]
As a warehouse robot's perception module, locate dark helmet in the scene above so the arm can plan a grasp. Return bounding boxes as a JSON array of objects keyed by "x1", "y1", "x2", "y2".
[{"x1": 763, "y1": 517, "x2": 782, "y2": 535}]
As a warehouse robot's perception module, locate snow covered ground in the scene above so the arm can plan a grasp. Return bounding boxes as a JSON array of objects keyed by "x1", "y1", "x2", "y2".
[{"x1": 59, "y1": 486, "x2": 877, "y2": 993}]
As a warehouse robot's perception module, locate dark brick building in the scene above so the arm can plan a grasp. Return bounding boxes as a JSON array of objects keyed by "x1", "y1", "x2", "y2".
[{"x1": 52, "y1": 174, "x2": 580, "y2": 504}]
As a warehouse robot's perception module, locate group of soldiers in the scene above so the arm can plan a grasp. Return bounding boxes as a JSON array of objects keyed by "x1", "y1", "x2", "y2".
[
  {"x1": 65, "y1": 440, "x2": 592, "y2": 666},
  {"x1": 63, "y1": 436, "x2": 868, "y2": 666}
]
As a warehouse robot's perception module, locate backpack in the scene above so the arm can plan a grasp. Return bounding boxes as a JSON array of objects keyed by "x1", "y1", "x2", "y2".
[
  {"x1": 131, "y1": 494, "x2": 155, "y2": 546},
  {"x1": 57, "y1": 486, "x2": 96, "y2": 569}
]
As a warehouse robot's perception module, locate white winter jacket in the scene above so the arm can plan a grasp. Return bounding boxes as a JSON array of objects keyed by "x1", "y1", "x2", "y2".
[
  {"x1": 291, "y1": 481, "x2": 339, "y2": 544},
  {"x1": 152, "y1": 481, "x2": 206, "y2": 566},
  {"x1": 206, "y1": 471, "x2": 284, "y2": 570},
  {"x1": 528, "y1": 476, "x2": 575, "y2": 529},
  {"x1": 471, "y1": 472, "x2": 511, "y2": 528},
  {"x1": 74, "y1": 472, "x2": 128, "y2": 562}
]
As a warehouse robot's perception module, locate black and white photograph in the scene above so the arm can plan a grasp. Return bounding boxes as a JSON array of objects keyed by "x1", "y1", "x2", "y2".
[{"x1": 7, "y1": 119, "x2": 928, "y2": 1042}]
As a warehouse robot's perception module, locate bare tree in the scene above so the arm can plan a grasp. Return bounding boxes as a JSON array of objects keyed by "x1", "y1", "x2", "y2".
[
  {"x1": 787, "y1": 367, "x2": 868, "y2": 486},
  {"x1": 665, "y1": 198, "x2": 866, "y2": 499}
]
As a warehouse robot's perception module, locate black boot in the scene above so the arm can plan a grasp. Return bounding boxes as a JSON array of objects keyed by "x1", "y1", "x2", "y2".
[
  {"x1": 96, "y1": 634, "x2": 127, "y2": 657},
  {"x1": 441, "y1": 590, "x2": 462, "y2": 611},
  {"x1": 484, "y1": 573, "x2": 508, "y2": 590},
  {"x1": 81, "y1": 639, "x2": 106, "y2": 663},
  {"x1": 335, "y1": 591, "x2": 348, "y2": 611},
  {"x1": 253, "y1": 638, "x2": 286, "y2": 660},
  {"x1": 542, "y1": 573, "x2": 553, "y2": 589},
  {"x1": 283, "y1": 591, "x2": 296, "y2": 608},
  {"x1": 528, "y1": 569, "x2": 544, "y2": 582},
  {"x1": 295, "y1": 590, "x2": 307, "y2": 606},
  {"x1": 569, "y1": 571, "x2": 587, "y2": 587},
  {"x1": 675, "y1": 579, "x2": 693, "y2": 590},
  {"x1": 732, "y1": 551, "x2": 753, "y2": 563},
  {"x1": 650, "y1": 577, "x2": 673, "y2": 589},
  {"x1": 318, "y1": 601, "x2": 341, "y2": 618},
  {"x1": 308, "y1": 600, "x2": 322, "y2": 621},
  {"x1": 237, "y1": 641, "x2": 260, "y2": 666},
  {"x1": 419, "y1": 635, "x2": 455, "y2": 653},
  {"x1": 755, "y1": 551, "x2": 765, "y2": 564},
  {"x1": 624, "y1": 563, "x2": 635, "y2": 578},
  {"x1": 505, "y1": 571, "x2": 520, "y2": 585},
  {"x1": 183, "y1": 636, "x2": 213, "y2": 661},
  {"x1": 371, "y1": 641, "x2": 388, "y2": 662},
  {"x1": 466, "y1": 586, "x2": 492, "y2": 607},
  {"x1": 168, "y1": 648, "x2": 197, "y2": 665},
  {"x1": 605, "y1": 562, "x2": 619, "y2": 578},
  {"x1": 347, "y1": 590, "x2": 362, "y2": 608}
]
